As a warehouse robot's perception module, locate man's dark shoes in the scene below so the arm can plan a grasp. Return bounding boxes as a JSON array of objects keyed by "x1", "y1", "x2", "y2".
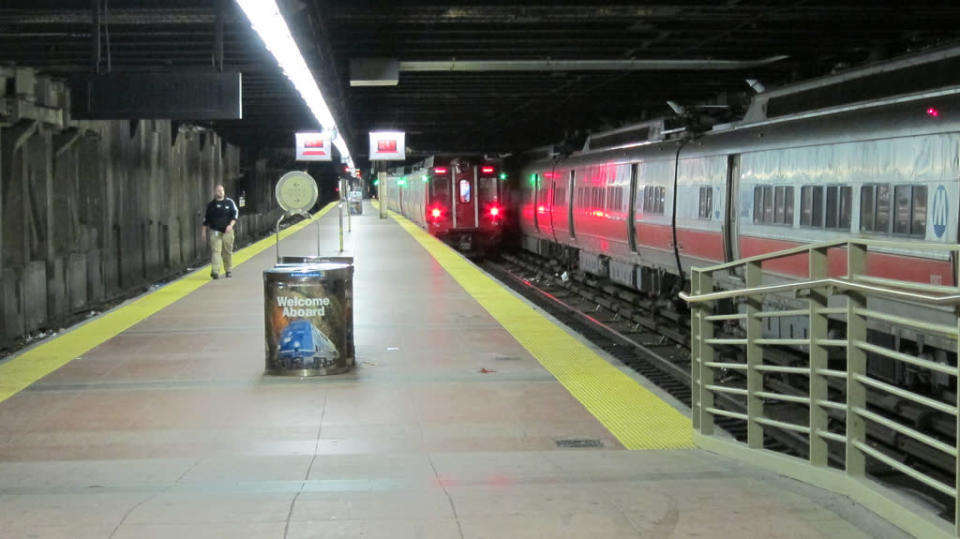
[
  {"x1": 211, "y1": 273, "x2": 219, "y2": 280},
  {"x1": 225, "y1": 271, "x2": 232, "y2": 278}
]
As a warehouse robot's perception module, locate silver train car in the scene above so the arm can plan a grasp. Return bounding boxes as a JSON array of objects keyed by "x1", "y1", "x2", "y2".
[{"x1": 517, "y1": 87, "x2": 960, "y2": 388}]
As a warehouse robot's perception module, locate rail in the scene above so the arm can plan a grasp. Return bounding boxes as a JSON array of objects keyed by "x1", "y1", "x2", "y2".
[{"x1": 682, "y1": 237, "x2": 959, "y2": 538}]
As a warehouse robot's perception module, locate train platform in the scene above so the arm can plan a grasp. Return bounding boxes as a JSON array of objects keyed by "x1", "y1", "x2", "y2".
[{"x1": 0, "y1": 200, "x2": 907, "y2": 539}]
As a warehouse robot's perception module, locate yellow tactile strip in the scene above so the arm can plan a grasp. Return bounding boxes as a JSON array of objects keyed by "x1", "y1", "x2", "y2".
[
  {"x1": 388, "y1": 208, "x2": 693, "y2": 450},
  {"x1": 0, "y1": 202, "x2": 337, "y2": 404}
]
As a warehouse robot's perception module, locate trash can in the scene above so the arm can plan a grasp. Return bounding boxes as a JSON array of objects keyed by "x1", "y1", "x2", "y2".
[
  {"x1": 275, "y1": 256, "x2": 355, "y2": 362},
  {"x1": 263, "y1": 262, "x2": 354, "y2": 376}
]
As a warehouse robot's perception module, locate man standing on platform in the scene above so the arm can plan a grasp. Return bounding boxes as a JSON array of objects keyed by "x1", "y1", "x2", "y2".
[{"x1": 202, "y1": 184, "x2": 239, "y2": 279}]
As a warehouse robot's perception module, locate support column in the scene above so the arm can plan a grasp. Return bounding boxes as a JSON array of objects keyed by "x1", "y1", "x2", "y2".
[{"x1": 378, "y1": 165, "x2": 386, "y2": 219}]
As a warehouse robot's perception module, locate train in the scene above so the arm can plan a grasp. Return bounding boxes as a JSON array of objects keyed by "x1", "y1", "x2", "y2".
[
  {"x1": 278, "y1": 319, "x2": 340, "y2": 370},
  {"x1": 384, "y1": 155, "x2": 507, "y2": 253},
  {"x1": 516, "y1": 86, "x2": 960, "y2": 391}
]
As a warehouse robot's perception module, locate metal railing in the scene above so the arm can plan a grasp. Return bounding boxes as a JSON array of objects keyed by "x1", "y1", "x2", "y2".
[{"x1": 680, "y1": 238, "x2": 959, "y2": 538}]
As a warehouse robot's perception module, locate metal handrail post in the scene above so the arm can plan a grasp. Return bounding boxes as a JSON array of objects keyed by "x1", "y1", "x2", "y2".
[
  {"x1": 955, "y1": 260, "x2": 960, "y2": 536},
  {"x1": 745, "y1": 261, "x2": 763, "y2": 449},
  {"x1": 845, "y1": 242, "x2": 868, "y2": 478},
  {"x1": 695, "y1": 269, "x2": 715, "y2": 435},
  {"x1": 809, "y1": 246, "x2": 830, "y2": 466}
]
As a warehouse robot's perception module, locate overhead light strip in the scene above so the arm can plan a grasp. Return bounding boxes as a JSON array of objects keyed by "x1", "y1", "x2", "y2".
[{"x1": 235, "y1": 0, "x2": 353, "y2": 170}]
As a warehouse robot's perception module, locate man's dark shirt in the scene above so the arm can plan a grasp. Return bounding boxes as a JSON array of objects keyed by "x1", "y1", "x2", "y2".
[{"x1": 204, "y1": 197, "x2": 239, "y2": 233}]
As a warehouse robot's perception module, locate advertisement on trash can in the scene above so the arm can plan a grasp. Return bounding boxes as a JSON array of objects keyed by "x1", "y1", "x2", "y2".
[{"x1": 264, "y1": 265, "x2": 353, "y2": 376}]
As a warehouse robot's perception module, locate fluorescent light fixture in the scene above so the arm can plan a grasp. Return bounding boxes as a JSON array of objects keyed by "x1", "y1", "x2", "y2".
[{"x1": 236, "y1": 0, "x2": 354, "y2": 171}]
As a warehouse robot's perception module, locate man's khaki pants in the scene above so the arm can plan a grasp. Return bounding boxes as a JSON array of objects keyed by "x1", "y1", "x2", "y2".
[{"x1": 209, "y1": 229, "x2": 235, "y2": 276}]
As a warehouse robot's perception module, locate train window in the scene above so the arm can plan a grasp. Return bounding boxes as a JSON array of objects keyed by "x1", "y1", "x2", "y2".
[
  {"x1": 801, "y1": 186, "x2": 824, "y2": 227},
  {"x1": 800, "y1": 186, "x2": 812, "y2": 226},
  {"x1": 643, "y1": 186, "x2": 665, "y2": 215},
  {"x1": 479, "y1": 177, "x2": 498, "y2": 204},
  {"x1": 912, "y1": 186, "x2": 927, "y2": 236},
  {"x1": 838, "y1": 186, "x2": 852, "y2": 229},
  {"x1": 782, "y1": 186, "x2": 794, "y2": 224},
  {"x1": 860, "y1": 186, "x2": 875, "y2": 231},
  {"x1": 774, "y1": 186, "x2": 786, "y2": 223},
  {"x1": 591, "y1": 187, "x2": 602, "y2": 210},
  {"x1": 612, "y1": 187, "x2": 624, "y2": 211},
  {"x1": 861, "y1": 184, "x2": 915, "y2": 235},
  {"x1": 433, "y1": 175, "x2": 450, "y2": 202},
  {"x1": 699, "y1": 187, "x2": 712, "y2": 219},
  {"x1": 753, "y1": 186, "x2": 763, "y2": 223},
  {"x1": 554, "y1": 185, "x2": 566, "y2": 207},
  {"x1": 876, "y1": 184, "x2": 891, "y2": 232},
  {"x1": 811, "y1": 186, "x2": 823, "y2": 227},
  {"x1": 825, "y1": 186, "x2": 838, "y2": 228},
  {"x1": 762, "y1": 186, "x2": 773, "y2": 223},
  {"x1": 459, "y1": 180, "x2": 471, "y2": 203},
  {"x1": 813, "y1": 185, "x2": 853, "y2": 230},
  {"x1": 894, "y1": 185, "x2": 911, "y2": 234},
  {"x1": 889, "y1": 185, "x2": 928, "y2": 237}
]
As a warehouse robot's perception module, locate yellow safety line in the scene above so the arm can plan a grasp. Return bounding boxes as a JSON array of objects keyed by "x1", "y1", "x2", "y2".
[
  {"x1": 386, "y1": 207, "x2": 693, "y2": 450},
  {"x1": 0, "y1": 202, "x2": 338, "y2": 403}
]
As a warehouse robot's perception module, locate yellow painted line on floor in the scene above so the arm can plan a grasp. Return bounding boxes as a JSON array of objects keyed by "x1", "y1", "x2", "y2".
[
  {"x1": 0, "y1": 202, "x2": 337, "y2": 403},
  {"x1": 387, "y1": 207, "x2": 693, "y2": 450}
]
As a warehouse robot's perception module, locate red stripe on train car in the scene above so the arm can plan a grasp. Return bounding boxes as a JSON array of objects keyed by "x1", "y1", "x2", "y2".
[
  {"x1": 635, "y1": 222, "x2": 674, "y2": 250},
  {"x1": 739, "y1": 236, "x2": 954, "y2": 286},
  {"x1": 676, "y1": 228, "x2": 725, "y2": 263}
]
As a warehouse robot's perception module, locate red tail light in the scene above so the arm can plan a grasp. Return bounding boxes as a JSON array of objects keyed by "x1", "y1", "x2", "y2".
[
  {"x1": 431, "y1": 208, "x2": 443, "y2": 219},
  {"x1": 489, "y1": 206, "x2": 500, "y2": 217},
  {"x1": 434, "y1": 167, "x2": 448, "y2": 174},
  {"x1": 481, "y1": 166, "x2": 495, "y2": 174}
]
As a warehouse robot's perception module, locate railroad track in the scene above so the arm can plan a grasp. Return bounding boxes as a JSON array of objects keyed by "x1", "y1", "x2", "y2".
[{"x1": 483, "y1": 249, "x2": 956, "y2": 516}]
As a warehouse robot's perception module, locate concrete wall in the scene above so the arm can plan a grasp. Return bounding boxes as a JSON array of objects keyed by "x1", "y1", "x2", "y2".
[{"x1": 0, "y1": 67, "x2": 292, "y2": 351}]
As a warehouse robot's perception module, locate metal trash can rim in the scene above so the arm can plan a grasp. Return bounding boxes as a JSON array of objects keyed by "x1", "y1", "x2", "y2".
[{"x1": 264, "y1": 262, "x2": 351, "y2": 273}]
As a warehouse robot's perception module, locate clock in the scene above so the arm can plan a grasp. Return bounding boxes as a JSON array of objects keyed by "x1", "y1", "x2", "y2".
[{"x1": 275, "y1": 171, "x2": 319, "y2": 213}]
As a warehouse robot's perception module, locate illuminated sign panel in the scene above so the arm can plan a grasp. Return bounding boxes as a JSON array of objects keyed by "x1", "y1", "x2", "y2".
[
  {"x1": 369, "y1": 131, "x2": 405, "y2": 160},
  {"x1": 295, "y1": 131, "x2": 333, "y2": 161}
]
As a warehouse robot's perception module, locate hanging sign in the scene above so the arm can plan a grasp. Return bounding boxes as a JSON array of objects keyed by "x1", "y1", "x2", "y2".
[
  {"x1": 368, "y1": 131, "x2": 405, "y2": 161},
  {"x1": 295, "y1": 131, "x2": 333, "y2": 161}
]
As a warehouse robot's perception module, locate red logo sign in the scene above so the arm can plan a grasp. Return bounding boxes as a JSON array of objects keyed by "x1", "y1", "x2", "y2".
[
  {"x1": 377, "y1": 139, "x2": 397, "y2": 153},
  {"x1": 303, "y1": 138, "x2": 326, "y2": 156}
]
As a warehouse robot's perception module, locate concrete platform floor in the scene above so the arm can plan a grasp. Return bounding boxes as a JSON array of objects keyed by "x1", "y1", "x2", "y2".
[{"x1": 0, "y1": 202, "x2": 908, "y2": 538}]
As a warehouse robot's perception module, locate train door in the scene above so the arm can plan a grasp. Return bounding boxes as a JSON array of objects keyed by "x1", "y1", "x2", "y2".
[
  {"x1": 725, "y1": 154, "x2": 741, "y2": 261},
  {"x1": 430, "y1": 167, "x2": 451, "y2": 222},
  {"x1": 549, "y1": 168, "x2": 563, "y2": 243},
  {"x1": 627, "y1": 163, "x2": 638, "y2": 251},
  {"x1": 530, "y1": 173, "x2": 540, "y2": 232},
  {"x1": 453, "y1": 164, "x2": 477, "y2": 229}
]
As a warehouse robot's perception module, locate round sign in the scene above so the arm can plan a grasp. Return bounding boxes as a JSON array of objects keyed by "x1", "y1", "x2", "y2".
[{"x1": 275, "y1": 171, "x2": 319, "y2": 213}]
